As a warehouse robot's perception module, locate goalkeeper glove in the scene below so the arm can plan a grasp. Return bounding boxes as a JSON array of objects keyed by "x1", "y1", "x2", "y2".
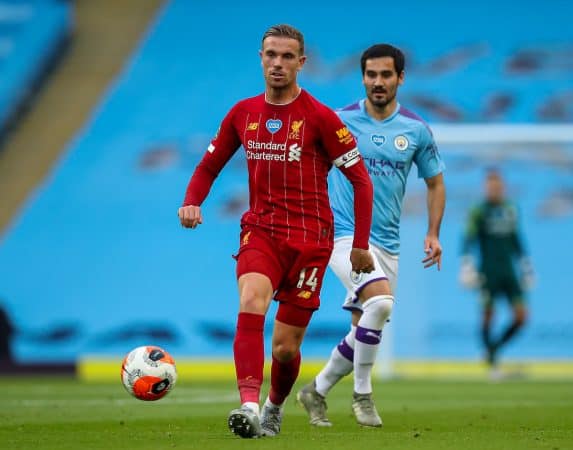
[
  {"x1": 520, "y1": 257, "x2": 535, "y2": 290},
  {"x1": 459, "y1": 255, "x2": 480, "y2": 289}
]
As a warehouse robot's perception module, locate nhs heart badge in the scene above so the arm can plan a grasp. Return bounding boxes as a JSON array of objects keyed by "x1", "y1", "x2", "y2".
[
  {"x1": 266, "y1": 119, "x2": 282, "y2": 134},
  {"x1": 371, "y1": 134, "x2": 386, "y2": 146}
]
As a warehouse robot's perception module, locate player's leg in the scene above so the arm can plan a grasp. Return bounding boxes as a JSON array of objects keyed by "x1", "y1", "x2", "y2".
[
  {"x1": 297, "y1": 321, "x2": 352, "y2": 427},
  {"x1": 314, "y1": 322, "x2": 356, "y2": 397},
  {"x1": 228, "y1": 272, "x2": 274, "y2": 438},
  {"x1": 346, "y1": 243, "x2": 395, "y2": 427},
  {"x1": 491, "y1": 279, "x2": 527, "y2": 361},
  {"x1": 297, "y1": 238, "x2": 357, "y2": 426},
  {"x1": 478, "y1": 277, "x2": 496, "y2": 366},
  {"x1": 493, "y1": 302, "x2": 526, "y2": 353},
  {"x1": 311, "y1": 286, "x2": 394, "y2": 402},
  {"x1": 262, "y1": 244, "x2": 330, "y2": 436},
  {"x1": 228, "y1": 229, "x2": 281, "y2": 439},
  {"x1": 234, "y1": 272, "x2": 274, "y2": 408},
  {"x1": 351, "y1": 280, "x2": 393, "y2": 427},
  {"x1": 260, "y1": 303, "x2": 313, "y2": 436},
  {"x1": 314, "y1": 238, "x2": 381, "y2": 400},
  {"x1": 354, "y1": 284, "x2": 394, "y2": 391},
  {"x1": 298, "y1": 238, "x2": 394, "y2": 427},
  {"x1": 353, "y1": 244, "x2": 397, "y2": 402},
  {"x1": 374, "y1": 247, "x2": 399, "y2": 379},
  {"x1": 482, "y1": 305, "x2": 495, "y2": 366}
]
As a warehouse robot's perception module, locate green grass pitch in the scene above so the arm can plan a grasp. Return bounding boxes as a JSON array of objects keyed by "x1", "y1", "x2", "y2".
[{"x1": 0, "y1": 377, "x2": 571, "y2": 449}]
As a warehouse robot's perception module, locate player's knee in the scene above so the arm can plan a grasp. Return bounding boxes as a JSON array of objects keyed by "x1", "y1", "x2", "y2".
[
  {"x1": 483, "y1": 308, "x2": 494, "y2": 324},
  {"x1": 362, "y1": 294, "x2": 394, "y2": 327},
  {"x1": 238, "y1": 274, "x2": 273, "y2": 313},
  {"x1": 238, "y1": 289, "x2": 267, "y2": 313},
  {"x1": 272, "y1": 342, "x2": 299, "y2": 362},
  {"x1": 514, "y1": 307, "x2": 527, "y2": 326}
]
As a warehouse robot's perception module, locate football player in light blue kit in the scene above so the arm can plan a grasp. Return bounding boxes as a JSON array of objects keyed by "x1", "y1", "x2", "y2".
[{"x1": 298, "y1": 44, "x2": 446, "y2": 427}]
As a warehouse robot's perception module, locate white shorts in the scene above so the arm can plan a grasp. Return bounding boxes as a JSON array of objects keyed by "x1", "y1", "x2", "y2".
[{"x1": 329, "y1": 236, "x2": 399, "y2": 312}]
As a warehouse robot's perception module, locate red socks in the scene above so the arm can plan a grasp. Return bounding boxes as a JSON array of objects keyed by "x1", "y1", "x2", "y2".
[
  {"x1": 234, "y1": 312, "x2": 302, "y2": 406},
  {"x1": 233, "y1": 312, "x2": 265, "y2": 404},
  {"x1": 269, "y1": 352, "x2": 301, "y2": 406}
]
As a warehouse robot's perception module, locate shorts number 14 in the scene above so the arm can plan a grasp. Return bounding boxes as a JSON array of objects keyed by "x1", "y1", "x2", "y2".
[{"x1": 297, "y1": 267, "x2": 318, "y2": 292}]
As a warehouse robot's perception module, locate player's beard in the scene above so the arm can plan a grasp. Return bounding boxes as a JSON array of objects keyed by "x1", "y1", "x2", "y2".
[
  {"x1": 266, "y1": 70, "x2": 292, "y2": 90},
  {"x1": 268, "y1": 79, "x2": 289, "y2": 90},
  {"x1": 368, "y1": 87, "x2": 396, "y2": 109}
]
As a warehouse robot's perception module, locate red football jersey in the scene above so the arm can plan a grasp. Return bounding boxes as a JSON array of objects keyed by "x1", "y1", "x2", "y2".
[{"x1": 184, "y1": 89, "x2": 372, "y2": 248}]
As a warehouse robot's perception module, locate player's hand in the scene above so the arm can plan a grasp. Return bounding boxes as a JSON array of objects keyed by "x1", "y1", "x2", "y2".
[
  {"x1": 350, "y1": 248, "x2": 375, "y2": 274},
  {"x1": 422, "y1": 235, "x2": 442, "y2": 270},
  {"x1": 178, "y1": 205, "x2": 203, "y2": 228},
  {"x1": 459, "y1": 255, "x2": 480, "y2": 289},
  {"x1": 520, "y1": 257, "x2": 536, "y2": 290}
]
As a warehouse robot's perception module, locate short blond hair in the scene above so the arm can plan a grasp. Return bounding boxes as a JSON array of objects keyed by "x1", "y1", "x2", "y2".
[{"x1": 261, "y1": 24, "x2": 304, "y2": 55}]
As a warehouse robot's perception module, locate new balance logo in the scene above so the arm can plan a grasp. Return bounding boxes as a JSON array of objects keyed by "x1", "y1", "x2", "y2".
[{"x1": 288, "y1": 143, "x2": 302, "y2": 162}]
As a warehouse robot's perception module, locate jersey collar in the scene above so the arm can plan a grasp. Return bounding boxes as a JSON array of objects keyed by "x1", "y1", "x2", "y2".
[
  {"x1": 265, "y1": 87, "x2": 302, "y2": 106},
  {"x1": 360, "y1": 99, "x2": 400, "y2": 123}
]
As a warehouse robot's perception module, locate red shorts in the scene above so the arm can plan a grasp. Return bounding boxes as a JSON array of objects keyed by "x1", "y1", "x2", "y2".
[{"x1": 235, "y1": 225, "x2": 332, "y2": 323}]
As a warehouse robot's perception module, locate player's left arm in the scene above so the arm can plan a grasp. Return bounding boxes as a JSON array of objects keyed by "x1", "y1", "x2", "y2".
[
  {"x1": 511, "y1": 204, "x2": 535, "y2": 289},
  {"x1": 320, "y1": 107, "x2": 374, "y2": 274},
  {"x1": 510, "y1": 204, "x2": 526, "y2": 257},
  {"x1": 423, "y1": 173, "x2": 446, "y2": 270},
  {"x1": 413, "y1": 126, "x2": 446, "y2": 270},
  {"x1": 337, "y1": 156, "x2": 375, "y2": 274}
]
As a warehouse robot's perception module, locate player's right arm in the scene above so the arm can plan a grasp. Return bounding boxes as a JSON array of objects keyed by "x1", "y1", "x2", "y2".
[{"x1": 179, "y1": 106, "x2": 242, "y2": 229}]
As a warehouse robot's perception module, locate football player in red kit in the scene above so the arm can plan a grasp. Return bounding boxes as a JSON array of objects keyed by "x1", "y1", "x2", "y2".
[{"x1": 179, "y1": 24, "x2": 374, "y2": 438}]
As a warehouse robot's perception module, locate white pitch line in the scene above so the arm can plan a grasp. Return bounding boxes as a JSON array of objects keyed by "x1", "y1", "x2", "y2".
[{"x1": 1, "y1": 393, "x2": 238, "y2": 408}]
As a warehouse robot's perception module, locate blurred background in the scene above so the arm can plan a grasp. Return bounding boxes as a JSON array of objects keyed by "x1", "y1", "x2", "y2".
[{"x1": 0, "y1": 0, "x2": 572, "y2": 379}]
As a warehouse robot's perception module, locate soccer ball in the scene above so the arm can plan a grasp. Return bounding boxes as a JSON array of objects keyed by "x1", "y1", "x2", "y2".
[{"x1": 121, "y1": 345, "x2": 177, "y2": 401}]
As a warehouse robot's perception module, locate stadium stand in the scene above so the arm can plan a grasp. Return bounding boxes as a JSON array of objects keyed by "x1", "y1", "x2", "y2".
[
  {"x1": 0, "y1": 0, "x2": 572, "y2": 375},
  {"x1": 0, "y1": 0, "x2": 72, "y2": 138}
]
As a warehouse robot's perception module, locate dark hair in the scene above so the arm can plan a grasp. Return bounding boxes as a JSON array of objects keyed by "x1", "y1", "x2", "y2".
[
  {"x1": 262, "y1": 24, "x2": 304, "y2": 55},
  {"x1": 360, "y1": 44, "x2": 405, "y2": 75},
  {"x1": 486, "y1": 166, "x2": 503, "y2": 180}
]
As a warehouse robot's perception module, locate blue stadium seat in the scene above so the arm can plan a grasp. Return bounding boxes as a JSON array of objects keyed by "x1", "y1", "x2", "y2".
[
  {"x1": 0, "y1": 0, "x2": 72, "y2": 134},
  {"x1": 0, "y1": 0, "x2": 572, "y2": 363}
]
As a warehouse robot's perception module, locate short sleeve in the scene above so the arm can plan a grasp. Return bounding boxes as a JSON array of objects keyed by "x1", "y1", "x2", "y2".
[{"x1": 414, "y1": 125, "x2": 445, "y2": 179}]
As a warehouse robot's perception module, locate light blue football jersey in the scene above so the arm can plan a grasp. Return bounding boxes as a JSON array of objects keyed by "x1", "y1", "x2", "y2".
[{"x1": 329, "y1": 100, "x2": 445, "y2": 254}]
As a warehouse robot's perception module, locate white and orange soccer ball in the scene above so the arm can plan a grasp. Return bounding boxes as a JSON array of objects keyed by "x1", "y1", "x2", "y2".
[{"x1": 121, "y1": 345, "x2": 177, "y2": 401}]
